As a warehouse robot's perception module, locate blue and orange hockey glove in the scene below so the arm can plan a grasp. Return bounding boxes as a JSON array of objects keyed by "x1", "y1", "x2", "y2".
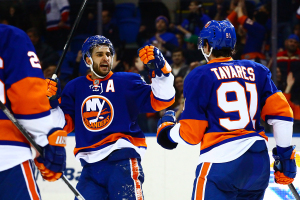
[
  {"x1": 157, "y1": 110, "x2": 178, "y2": 150},
  {"x1": 272, "y1": 145, "x2": 297, "y2": 185},
  {"x1": 34, "y1": 128, "x2": 67, "y2": 182},
  {"x1": 45, "y1": 77, "x2": 61, "y2": 108},
  {"x1": 138, "y1": 45, "x2": 172, "y2": 78}
]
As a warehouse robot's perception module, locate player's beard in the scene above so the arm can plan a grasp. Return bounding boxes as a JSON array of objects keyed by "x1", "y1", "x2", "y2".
[{"x1": 92, "y1": 62, "x2": 111, "y2": 77}]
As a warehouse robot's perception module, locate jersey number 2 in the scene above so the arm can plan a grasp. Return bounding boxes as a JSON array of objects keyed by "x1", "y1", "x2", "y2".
[{"x1": 217, "y1": 81, "x2": 257, "y2": 130}]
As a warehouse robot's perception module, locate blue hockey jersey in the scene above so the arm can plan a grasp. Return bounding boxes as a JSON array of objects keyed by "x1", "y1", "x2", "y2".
[
  {"x1": 0, "y1": 24, "x2": 65, "y2": 171},
  {"x1": 60, "y1": 71, "x2": 175, "y2": 163},
  {"x1": 169, "y1": 57, "x2": 293, "y2": 164}
]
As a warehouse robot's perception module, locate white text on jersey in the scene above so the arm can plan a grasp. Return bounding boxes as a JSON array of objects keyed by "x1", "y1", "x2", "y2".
[{"x1": 211, "y1": 65, "x2": 255, "y2": 81}]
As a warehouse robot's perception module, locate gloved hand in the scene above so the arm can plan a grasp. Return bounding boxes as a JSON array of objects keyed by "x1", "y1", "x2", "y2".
[
  {"x1": 34, "y1": 128, "x2": 67, "y2": 182},
  {"x1": 157, "y1": 110, "x2": 178, "y2": 149},
  {"x1": 272, "y1": 145, "x2": 297, "y2": 185},
  {"x1": 138, "y1": 45, "x2": 172, "y2": 78},
  {"x1": 45, "y1": 77, "x2": 61, "y2": 108}
]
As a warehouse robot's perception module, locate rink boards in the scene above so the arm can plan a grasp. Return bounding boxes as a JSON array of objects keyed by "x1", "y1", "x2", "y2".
[{"x1": 35, "y1": 134, "x2": 300, "y2": 200}]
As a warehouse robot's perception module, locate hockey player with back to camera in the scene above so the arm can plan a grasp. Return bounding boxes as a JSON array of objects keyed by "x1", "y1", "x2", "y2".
[
  {"x1": 0, "y1": 24, "x2": 67, "y2": 200},
  {"x1": 46, "y1": 35, "x2": 175, "y2": 199},
  {"x1": 156, "y1": 20, "x2": 297, "y2": 200}
]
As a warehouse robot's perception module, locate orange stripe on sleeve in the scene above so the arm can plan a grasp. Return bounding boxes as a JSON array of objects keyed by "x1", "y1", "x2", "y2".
[
  {"x1": 261, "y1": 92, "x2": 293, "y2": 121},
  {"x1": 226, "y1": 10, "x2": 238, "y2": 27},
  {"x1": 238, "y1": 15, "x2": 248, "y2": 25},
  {"x1": 200, "y1": 129, "x2": 256, "y2": 150},
  {"x1": 130, "y1": 158, "x2": 143, "y2": 200},
  {"x1": 150, "y1": 92, "x2": 175, "y2": 111},
  {"x1": 7, "y1": 77, "x2": 50, "y2": 115},
  {"x1": 64, "y1": 114, "x2": 75, "y2": 134},
  {"x1": 161, "y1": 62, "x2": 172, "y2": 74},
  {"x1": 22, "y1": 161, "x2": 40, "y2": 200},
  {"x1": 0, "y1": 120, "x2": 29, "y2": 144},
  {"x1": 195, "y1": 162, "x2": 211, "y2": 200},
  {"x1": 284, "y1": 93, "x2": 300, "y2": 120},
  {"x1": 74, "y1": 133, "x2": 147, "y2": 155},
  {"x1": 61, "y1": 11, "x2": 69, "y2": 22},
  {"x1": 179, "y1": 119, "x2": 208, "y2": 145}
]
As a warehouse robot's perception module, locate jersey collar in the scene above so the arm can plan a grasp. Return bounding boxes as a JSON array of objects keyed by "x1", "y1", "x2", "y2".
[
  {"x1": 207, "y1": 57, "x2": 233, "y2": 64},
  {"x1": 86, "y1": 71, "x2": 113, "y2": 82}
]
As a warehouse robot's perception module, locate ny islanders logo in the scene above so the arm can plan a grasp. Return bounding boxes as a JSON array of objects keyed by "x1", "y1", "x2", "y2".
[{"x1": 81, "y1": 95, "x2": 114, "y2": 132}]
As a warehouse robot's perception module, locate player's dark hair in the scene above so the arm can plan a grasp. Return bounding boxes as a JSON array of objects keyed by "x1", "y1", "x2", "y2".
[{"x1": 203, "y1": 39, "x2": 235, "y2": 58}]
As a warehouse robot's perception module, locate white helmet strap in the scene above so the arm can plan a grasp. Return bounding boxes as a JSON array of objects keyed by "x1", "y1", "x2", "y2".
[
  {"x1": 87, "y1": 55, "x2": 113, "y2": 79},
  {"x1": 200, "y1": 47, "x2": 213, "y2": 62}
]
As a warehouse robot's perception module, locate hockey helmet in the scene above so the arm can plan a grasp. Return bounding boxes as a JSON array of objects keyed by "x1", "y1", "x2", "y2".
[
  {"x1": 198, "y1": 20, "x2": 236, "y2": 50},
  {"x1": 82, "y1": 35, "x2": 115, "y2": 67}
]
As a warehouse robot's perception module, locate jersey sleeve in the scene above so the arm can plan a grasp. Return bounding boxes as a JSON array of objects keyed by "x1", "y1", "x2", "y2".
[
  {"x1": 1, "y1": 26, "x2": 62, "y2": 147},
  {"x1": 260, "y1": 68, "x2": 293, "y2": 148},
  {"x1": 56, "y1": 0, "x2": 70, "y2": 21},
  {"x1": 127, "y1": 73, "x2": 175, "y2": 113},
  {"x1": 169, "y1": 71, "x2": 211, "y2": 145},
  {"x1": 239, "y1": 16, "x2": 265, "y2": 39},
  {"x1": 60, "y1": 80, "x2": 76, "y2": 133}
]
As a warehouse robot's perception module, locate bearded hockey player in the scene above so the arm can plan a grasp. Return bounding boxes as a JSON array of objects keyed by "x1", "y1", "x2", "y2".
[{"x1": 46, "y1": 35, "x2": 175, "y2": 199}]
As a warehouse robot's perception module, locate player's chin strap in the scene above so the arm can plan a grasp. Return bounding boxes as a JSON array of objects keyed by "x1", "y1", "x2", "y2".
[
  {"x1": 88, "y1": 56, "x2": 114, "y2": 79},
  {"x1": 200, "y1": 47, "x2": 213, "y2": 62}
]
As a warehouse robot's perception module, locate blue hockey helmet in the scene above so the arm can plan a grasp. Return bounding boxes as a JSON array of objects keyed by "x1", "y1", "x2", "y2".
[
  {"x1": 82, "y1": 35, "x2": 115, "y2": 67},
  {"x1": 198, "y1": 20, "x2": 236, "y2": 51}
]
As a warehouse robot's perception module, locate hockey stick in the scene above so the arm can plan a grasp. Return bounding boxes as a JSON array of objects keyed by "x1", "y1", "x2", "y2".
[
  {"x1": 274, "y1": 160, "x2": 300, "y2": 200},
  {"x1": 0, "y1": 101, "x2": 85, "y2": 200},
  {"x1": 52, "y1": 0, "x2": 89, "y2": 78}
]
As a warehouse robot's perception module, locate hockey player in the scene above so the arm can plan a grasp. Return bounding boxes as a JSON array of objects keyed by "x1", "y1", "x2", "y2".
[
  {"x1": 156, "y1": 20, "x2": 297, "y2": 199},
  {"x1": 46, "y1": 35, "x2": 175, "y2": 199},
  {"x1": 0, "y1": 24, "x2": 67, "y2": 199}
]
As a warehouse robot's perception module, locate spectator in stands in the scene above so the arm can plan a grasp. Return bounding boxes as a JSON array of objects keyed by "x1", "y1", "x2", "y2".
[
  {"x1": 144, "y1": 16, "x2": 179, "y2": 63},
  {"x1": 42, "y1": 63, "x2": 57, "y2": 79},
  {"x1": 183, "y1": 34, "x2": 202, "y2": 64},
  {"x1": 45, "y1": 0, "x2": 70, "y2": 51},
  {"x1": 208, "y1": 0, "x2": 230, "y2": 21},
  {"x1": 176, "y1": 1, "x2": 211, "y2": 39},
  {"x1": 283, "y1": 72, "x2": 300, "y2": 132},
  {"x1": 277, "y1": 34, "x2": 300, "y2": 104},
  {"x1": 102, "y1": 10, "x2": 120, "y2": 48},
  {"x1": 171, "y1": 48, "x2": 188, "y2": 76},
  {"x1": 227, "y1": 0, "x2": 269, "y2": 66},
  {"x1": 26, "y1": 27, "x2": 59, "y2": 70}
]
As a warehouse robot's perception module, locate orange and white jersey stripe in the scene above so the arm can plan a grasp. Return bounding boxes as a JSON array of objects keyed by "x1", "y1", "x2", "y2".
[{"x1": 0, "y1": 24, "x2": 65, "y2": 171}]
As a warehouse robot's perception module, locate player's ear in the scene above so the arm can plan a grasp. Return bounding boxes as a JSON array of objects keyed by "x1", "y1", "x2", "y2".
[{"x1": 86, "y1": 56, "x2": 92, "y2": 65}]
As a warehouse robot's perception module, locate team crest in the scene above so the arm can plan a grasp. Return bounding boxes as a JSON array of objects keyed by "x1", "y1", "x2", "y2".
[{"x1": 81, "y1": 95, "x2": 114, "y2": 132}]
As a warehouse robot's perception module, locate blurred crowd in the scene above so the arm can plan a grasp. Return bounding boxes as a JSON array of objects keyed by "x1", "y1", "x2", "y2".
[{"x1": 1, "y1": 0, "x2": 300, "y2": 133}]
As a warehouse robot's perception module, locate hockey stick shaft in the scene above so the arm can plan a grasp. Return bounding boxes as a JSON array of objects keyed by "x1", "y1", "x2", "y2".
[
  {"x1": 53, "y1": 0, "x2": 89, "y2": 76},
  {"x1": 274, "y1": 160, "x2": 300, "y2": 200},
  {"x1": 0, "y1": 101, "x2": 85, "y2": 200}
]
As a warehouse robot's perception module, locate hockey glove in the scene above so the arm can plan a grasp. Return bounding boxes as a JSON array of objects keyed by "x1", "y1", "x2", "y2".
[
  {"x1": 45, "y1": 77, "x2": 61, "y2": 108},
  {"x1": 34, "y1": 128, "x2": 67, "y2": 182},
  {"x1": 157, "y1": 110, "x2": 178, "y2": 150},
  {"x1": 138, "y1": 45, "x2": 172, "y2": 78},
  {"x1": 272, "y1": 145, "x2": 297, "y2": 185}
]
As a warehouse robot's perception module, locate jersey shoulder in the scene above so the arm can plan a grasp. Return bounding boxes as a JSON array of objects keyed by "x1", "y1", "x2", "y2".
[
  {"x1": 113, "y1": 72, "x2": 146, "y2": 82},
  {"x1": 0, "y1": 24, "x2": 30, "y2": 47}
]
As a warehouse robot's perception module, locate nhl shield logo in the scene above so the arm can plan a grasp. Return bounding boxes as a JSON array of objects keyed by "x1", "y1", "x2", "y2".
[{"x1": 81, "y1": 95, "x2": 114, "y2": 132}]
